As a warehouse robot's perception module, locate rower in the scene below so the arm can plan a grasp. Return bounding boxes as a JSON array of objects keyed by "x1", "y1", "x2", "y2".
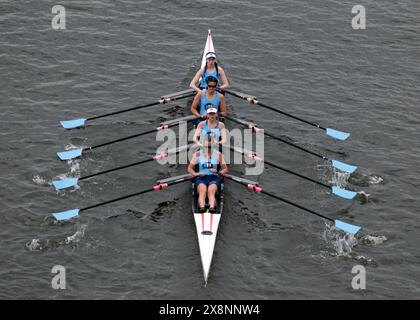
[
  {"x1": 190, "y1": 51, "x2": 229, "y2": 93},
  {"x1": 190, "y1": 76, "x2": 227, "y2": 121},
  {"x1": 193, "y1": 106, "x2": 227, "y2": 147},
  {"x1": 187, "y1": 135, "x2": 228, "y2": 213}
]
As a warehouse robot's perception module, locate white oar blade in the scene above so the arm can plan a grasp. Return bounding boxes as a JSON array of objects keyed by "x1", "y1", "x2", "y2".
[
  {"x1": 331, "y1": 160, "x2": 357, "y2": 173},
  {"x1": 332, "y1": 186, "x2": 357, "y2": 200},
  {"x1": 53, "y1": 209, "x2": 80, "y2": 221},
  {"x1": 57, "y1": 148, "x2": 83, "y2": 161},
  {"x1": 52, "y1": 178, "x2": 79, "y2": 190},
  {"x1": 60, "y1": 118, "x2": 86, "y2": 129},
  {"x1": 326, "y1": 128, "x2": 350, "y2": 141},
  {"x1": 334, "y1": 220, "x2": 361, "y2": 234}
]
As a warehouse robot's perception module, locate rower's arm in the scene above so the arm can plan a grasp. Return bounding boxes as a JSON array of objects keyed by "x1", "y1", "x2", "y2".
[
  {"x1": 193, "y1": 123, "x2": 204, "y2": 146},
  {"x1": 218, "y1": 67, "x2": 229, "y2": 90},
  {"x1": 187, "y1": 153, "x2": 199, "y2": 176},
  {"x1": 190, "y1": 92, "x2": 203, "y2": 118},
  {"x1": 190, "y1": 69, "x2": 203, "y2": 93},
  {"x1": 219, "y1": 122, "x2": 227, "y2": 145},
  {"x1": 218, "y1": 94, "x2": 227, "y2": 116},
  {"x1": 219, "y1": 153, "x2": 228, "y2": 175}
]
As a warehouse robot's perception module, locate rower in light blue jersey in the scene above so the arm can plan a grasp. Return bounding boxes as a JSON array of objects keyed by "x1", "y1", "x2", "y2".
[
  {"x1": 187, "y1": 134, "x2": 228, "y2": 213},
  {"x1": 190, "y1": 51, "x2": 230, "y2": 93},
  {"x1": 191, "y1": 76, "x2": 227, "y2": 120},
  {"x1": 193, "y1": 106, "x2": 226, "y2": 147}
]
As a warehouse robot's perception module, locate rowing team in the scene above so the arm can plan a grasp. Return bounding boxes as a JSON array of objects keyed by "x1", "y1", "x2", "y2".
[{"x1": 188, "y1": 51, "x2": 231, "y2": 214}]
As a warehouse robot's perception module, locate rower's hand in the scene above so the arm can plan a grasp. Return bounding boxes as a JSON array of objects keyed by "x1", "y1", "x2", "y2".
[
  {"x1": 201, "y1": 114, "x2": 208, "y2": 120},
  {"x1": 203, "y1": 140, "x2": 212, "y2": 147},
  {"x1": 209, "y1": 169, "x2": 218, "y2": 174}
]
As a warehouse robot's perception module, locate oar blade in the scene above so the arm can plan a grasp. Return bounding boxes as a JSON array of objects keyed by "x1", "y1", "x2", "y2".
[
  {"x1": 326, "y1": 128, "x2": 350, "y2": 141},
  {"x1": 52, "y1": 178, "x2": 79, "y2": 190},
  {"x1": 334, "y1": 220, "x2": 361, "y2": 234},
  {"x1": 332, "y1": 186, "x2": 357, "y2": 200},
  {"x1": 331, "y1": 160, "x2": 357, "y2": 173},
  {"x1": 57, "y1": 148, "x2": 83, "y2": 161},
  {"x1": 60, "y1": 118, "x2": 86, "y2": 129},
  {"x1": 53, "y1": 209, "x2": 80, "y2": 221}
]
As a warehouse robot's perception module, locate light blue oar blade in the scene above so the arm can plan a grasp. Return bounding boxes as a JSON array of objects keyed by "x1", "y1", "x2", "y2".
[
  {"x1": 57, "y1": 148, "x2": 83, "y2": 160},
  {"x1": 53, "y1": 209, "x2": 80, "y2": 221},
  {"x1": 52, "y1": 178, "x2": 79, "y2": 190},
  {"x1": 60, "y1": 118, "x2": 86, "y2": 129},
  {"x1": 326, "y1": 128, "x2": 350, "y2": 141},
  {"x1": 332, "y1": 186, "x2": 357, "y2": 200},
  {"x1": 335, "y1": 220, "x2": 361, "y2": 234},
  {"x1": 331, "y1": 160, "x2": 357, "y2": 173}
]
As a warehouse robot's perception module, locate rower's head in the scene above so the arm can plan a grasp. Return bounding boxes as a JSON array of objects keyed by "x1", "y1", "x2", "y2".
[
  {"x1": 206, "y1": 76, "x2": 218, "y2": 91},
  {"x1": 206, "y1": 52, "x2": 216, "y2": 64},
  {"x1": 206, "y1": 106, "x2": 218, "y2": 119}
]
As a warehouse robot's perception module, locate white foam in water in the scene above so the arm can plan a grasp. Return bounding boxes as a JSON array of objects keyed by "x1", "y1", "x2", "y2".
[
  {"x1": 65, "y1": 224, "x2": 87, "y2": 244},
  {"x1": 369, "y1": 175, "x2": 383, "y2": 185},
  {"x1": 27, "y1": 239, "x2": 42, "y2": 251},
  {"x1": 32, "y1": 175, "x2": 49, "y2": 186},
  {"x1": 360, "y1": 235, "x2": 387, "y2": 246},
  {"x1": 355, "y1": 255, "x2": 378, "y2": 266},
  {"x1": 358, "y1": 190, "x2": 370, "y2": 201},
  {"x1": 69, "y1": 159, "x2": 80, "y2": 173},
  {"x1": 329, "y1": 168, "x2": 351, "y2": 188},
  {"x1": 322, "y1": 223, "x2": 358, "y2": 257}
]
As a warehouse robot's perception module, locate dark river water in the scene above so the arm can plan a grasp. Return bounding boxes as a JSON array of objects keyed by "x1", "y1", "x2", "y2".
[{"x1": 1, "y1": 0, "x2": 419, "y2": 299}]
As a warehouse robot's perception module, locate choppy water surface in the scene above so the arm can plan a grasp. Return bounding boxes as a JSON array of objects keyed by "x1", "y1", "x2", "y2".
[{"x1": 1, "y1": 0, "x2": 419, "y2": 299}]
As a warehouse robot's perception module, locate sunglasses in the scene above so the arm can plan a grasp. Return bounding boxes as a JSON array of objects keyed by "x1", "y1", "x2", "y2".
[
  {"x1": 207, "y1": 84, "x2": 217, "y2": 89},
  {"x1": 207, "y1": 57, "x2": 216, "y2": 61}
]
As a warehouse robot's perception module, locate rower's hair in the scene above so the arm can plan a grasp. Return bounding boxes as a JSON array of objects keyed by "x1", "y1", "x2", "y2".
[
  {"x1": 203, "y1": 61, "x2": 219, "y2": 79},
  {"x1": 206, "y1": 76, "x2": 219, "y2": 85}
]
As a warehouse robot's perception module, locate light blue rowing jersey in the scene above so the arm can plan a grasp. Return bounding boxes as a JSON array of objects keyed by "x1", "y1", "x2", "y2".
[
  {"x1": 201, "y1": 120, "x2": 221, "y2": 144},
  {"x1": 200, "y1": 68, "x2": 220, "y2": 89},
  {"x1": 200, "y1": 91, "x2": 220, "y2": 116},
  {"x1": 198, "y1": 150, "x2": 219, "y2": 176}
]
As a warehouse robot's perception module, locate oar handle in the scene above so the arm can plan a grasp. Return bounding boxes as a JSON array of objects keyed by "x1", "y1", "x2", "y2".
[
  {"x1": 81, "y1": 177, "x2": 193, "y2": 212},
  {"x1": 224, "y1": 89, "x2": 326, "y2": 130},
  {"x1": 80, "y1": 146, "x2": 190, "y2": 181},
  {"x1": 80, "y1": 158, "x2": 154, "y2": 181},
  {"x1": 88, "y1": 127, "x2": 158, "y2": 150},
  {"x1": 88, "y1": 120, "x2": 190, "y2": 151},
  {"x1": 227, "y1": 115, "x2": 327, "y2": 161},
  {"x1": 263, "y1": 160, "x2": 330, "y2": 189},
  {"x1": 87, "y1": 101, "x2": 159, "y2": 121},
  {"x1": 257, "y1": 102, "x2": 326, "y2": 130},
  {"x1": 259, "y1": 189, "x2": 333, "y2": 222},
  {"x1": 225, "y1": 175, "x2": 333, "y2": 223},
  {"x1": 87, "y1": 92, "x2": 195, "y2": 121}
]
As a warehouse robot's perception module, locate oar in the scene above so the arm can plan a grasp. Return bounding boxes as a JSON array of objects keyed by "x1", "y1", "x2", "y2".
[
  {"x1": 57, "y1": 117, "x2": 196, "y2": 160},
  {"x1": 264, "y1": 159, "x2": 357, "y2": 199},
  {"x1": 60, "y1": 90, "x2": 196, "y2": 129},
  {"x1": 53, "y1": 175, "x2": 194, "y2": 221},
  {"x1": 224, "y1": 174, "x2": 361, "y2": 234},
  {"x1": 228, "y1": 145, "x2": 357, "y2": 200},
  {"x1": 53, "y1": 145, "x2": 191, "y2": 190},
  {"x1": 225, "y1": 115, "x2": 357, "y2": 173},
  {"x1": 223, "y1": 89, "x2": 350, "y2": 141}
]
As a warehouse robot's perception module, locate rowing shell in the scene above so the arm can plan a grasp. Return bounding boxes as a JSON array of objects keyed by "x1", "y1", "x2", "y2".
[{"x1": 192, "y1": 29, "x2": 222, "y2": 285}]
